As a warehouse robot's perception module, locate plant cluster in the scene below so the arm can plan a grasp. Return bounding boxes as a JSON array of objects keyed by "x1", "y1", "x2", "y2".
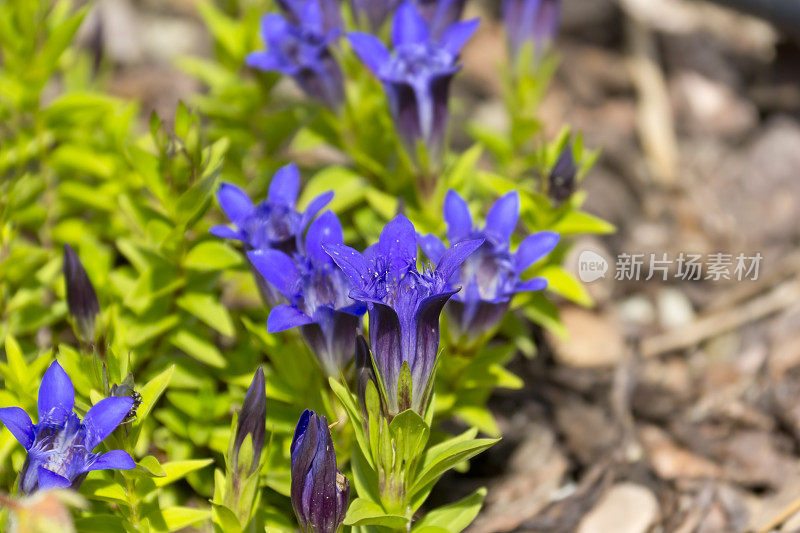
[{"x1": 0, "y1": 0, "x2": 612, "y2": 530}]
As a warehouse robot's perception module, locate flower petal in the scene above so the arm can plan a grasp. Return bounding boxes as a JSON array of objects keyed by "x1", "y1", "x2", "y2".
[
  {"x1": 268, "y1": 305, "x2": 314, "y2": 333},
  {"x1": 368, "y1": 302, "x2": 404, "y2": 414},
  {"x1": 378, "y1": 214, "x2": 418, "y2": 276},
  {"x1": 484, "y1": 191, "x2": 520, "y2": 245},
  {"x1": 36, "y1": 467, "x2": 71, "y2": 491},
  {"x1": 0, "y1": 407, "x2": 34, "y2": 449},
  {"x1": 516, "y1": 277, "x2": 548, "y2": 292},
  {"x1": 268, "y1": 163, "x2": 301, "y2": 207},
  {"x1": 324, "y1": 244, "x2": 372, "y2": 290},
  {"x1": 217, "y1": 183, "x2": 255, "y2": 226},
  {"x1": 209, "y1": 225, "x2": 244, "y2": 241},
  {"x1": 298, "y1": 191, "x2": 335, "y2": 240},
  {"x1": 392, "y1": 1, "x2": 430, "y2": 46},
  {"x1": 444, "y1": 189, "x2": 472, "y2": 242},
  {"x1": 291, "y1": 409, "x2": 313, "y2": 460},
  {"x1": 246, "y1": 51, "x2": 285, "y2": 73},
  {"x1": 435, "y1": 238, "x2": 484, "y2": 282},
  {"x1": 305, "y1": 211, "x2": 343, "y2": 264},
  {"x1": 412, "y1": 290, "x2": 458, "y2": 411},
  {"x1": 83, "y1": 396, "x2": 134, "y2": 450},
  {"x1": 438, "y1": 18, "x2": 479, "y2": 56},
  {"x1": 84, "y1": 450, "x2": 136, "y2": 472},
  {"x1": 38, "y1": 361, "x2": 74, "y2": 426},
  {"x1": 347, "y1": 33, "x2": 391, "y2": 75},
  {"x1": 247, "y1": 249, "x2": 301, "y2": 299},
  {"x1": 418, "y1": 234, "x2": 446, "y2": 264},
  {"x1": 514, "y1": 231, "x2": 560, "y2": 272}
]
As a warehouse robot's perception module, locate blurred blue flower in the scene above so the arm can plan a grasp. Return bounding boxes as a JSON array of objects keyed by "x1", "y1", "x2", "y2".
[
  {"x1": 211, "y1": 163, "x2": 333, "y2": 256},
  {"x1": 502, "y1": 0, "x2": 560, "y2": 59},
  {"x1": 325, "y1": 214, "x2": 482, "y2": 415},
  {"x1": 291, "y1": 410, "x2": 349, "y2": 533},
  {"x1": 420, "y1": 190, "x2": 559, "y2": 342},
  {"x1": 248, "y1": 211, "x2": 366, "y2": 377},
  {"x1": 246, "y1": 1, "x2": 344, "y2": 108},
  {"x1": 348, "y1": 2, "x2": 478, "y2": 158},
  {"x1": 0, "y1": 362, "x2": 135, "y2": 494}
]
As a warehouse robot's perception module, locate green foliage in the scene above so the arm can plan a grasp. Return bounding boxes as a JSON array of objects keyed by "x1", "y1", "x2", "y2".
[{"x1": 0, "y1": 0, "x2": 613, "y2": 531}]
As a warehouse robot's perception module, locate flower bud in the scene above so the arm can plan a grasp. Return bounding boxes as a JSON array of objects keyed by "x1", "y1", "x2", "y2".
[
  {"x1": 231, "y1": 367, "x2": 266, "y2": 476},
  {"x1": 549, "y1": 142, "x2": 577, "y2": 202},
  {"x1": 291, "y1": 410, "x2": 349, "y2": 533},
  {"x1": 63, "y1": 245, "x2": 100, "y2": 342}
]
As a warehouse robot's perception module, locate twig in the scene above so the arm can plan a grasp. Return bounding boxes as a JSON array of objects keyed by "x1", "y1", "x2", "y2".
[{"x1": 641, "y1": 278, "x2": 800, "y2": 358}]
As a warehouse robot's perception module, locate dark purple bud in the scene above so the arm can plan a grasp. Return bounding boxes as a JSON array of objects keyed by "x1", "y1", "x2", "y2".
[
  {"x1": 503, "y1": 0, "x2": 560, "y2": 59},
  {"x1": 291, "y1": 410, "x2": 350, "y2": 533},
  {"x1": 232, "y1": 367, "x2": 266, "y2": 476},
  {"x1": 63, "y1": 244, "x2": 100, "y2": 342},
  {"x1": 549, "y1": 141, "x2": 577, "y2": 202}
]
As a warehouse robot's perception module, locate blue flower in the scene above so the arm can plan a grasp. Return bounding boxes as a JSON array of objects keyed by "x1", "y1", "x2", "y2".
[
  {"x1": 291, "y1": 410, "x2": 349, "y2": 533},
  {"x1": 325, "y1": 214, "x2": 482, "y2": 415},
  {"x1": 502, "y1": 0, "x2": 560, "y2": 59},
  {"x1": 0, "y1": 362, "x2": 135, "y2": 494},
  {"x1": 246, "y1": 1, "x2": 345, "y2": 108},
  {"x1": 211, "y1": 164, "x2": 333, "y2": 255},
  {"x1": 248, "y1": 211, "x2": 366, "y2": 377},
  {"x1": 420, "y1": 190, "x2": 559, "y2": 342},
  {"x1": 348, "y1": 2, "x2": 479, "y2": 158}
]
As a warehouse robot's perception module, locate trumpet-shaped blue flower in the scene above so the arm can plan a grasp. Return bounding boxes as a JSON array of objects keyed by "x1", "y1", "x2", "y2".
[
  {"x1": 348, "y1": 2, "x2": 479, "y2": 158},
  {"x1": 0, "y1": 362, "x2": 135, "y2": 494},
  {"x1": 503, "y1": 0, "x2": 560, "y2": 59},
  {"x1": 291, "y1": 410, "x2": 349, "y2": 533},
  {"x1": 211, "y1": 164, "x2": 333, "y2": 255},
  {"x1": 325, "y1": 214, "x2": 482, "y2": 415},
  {"x1": 248, "y1": 211, "x2": 366, "y2": 377},
  {"x1": 420, "y1": 190, "x2": 560, "y2": 342},
  {"x1": 246, "y1": 1, "x2": 345, "y2": 108}
]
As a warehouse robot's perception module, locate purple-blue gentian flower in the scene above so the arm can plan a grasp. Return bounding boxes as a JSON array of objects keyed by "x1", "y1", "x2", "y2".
[
  {"x1": 291, "y1": 409, "x2": 349, "y2": 533},
  {"x1": 277, "y1": 0, "x2": 343, "y2": 35},
  {"x1": 211, "y1": 164, "x2": 333, "y2": 256},
  {"x1": 231, "y1": 367, "x2": 266, "y2": 477},
  {"x1": 413, "y1": 0, "x2": 466, "y2": 36},
  {"x1": 549, "y1": 141, "x2": 577, "y2": 202},
  {"x1": 248, "y1": 211, "x2": 366, "y2": 377},
  {"x1": 0, "y1": 362, "x2": 135, "y2": 494},
  {"x1": 246, "y1": 1, "x2": 344, "y2": 108},
  {"x1": 420, "y1": 190, "x2": 560, "y2": 342},
  {"x1": 325, "y1": 214, "x2": 483, "y2": 415},
  {"x1": 350, "y1": 0, "x2": 401, "y2": 31},
  {"x1": 502, "y1": 0, "x2": 560, "y2": 59},
  {"x1": 348, "y1": 2, "x2": 479, "y2": 159}
]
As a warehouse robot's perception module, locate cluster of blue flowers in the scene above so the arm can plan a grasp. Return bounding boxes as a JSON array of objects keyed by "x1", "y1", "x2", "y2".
[
  {"x1": 0, "y1": 1, "x2": 564, "y2": 531},
  {"x1": 247, "y1": 0, "x2": 560, "y2": 160}
]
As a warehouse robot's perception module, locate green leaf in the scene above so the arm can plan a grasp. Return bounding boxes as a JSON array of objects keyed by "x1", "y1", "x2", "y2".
[
  {"x1": 552, "y1": 210, "x2": 615, "y2": 235},
  {"x1": 176, "y1": 292, "x2": 235, "y2": 337},
  {"x1": 410, "y1": 433, "x2": 498, "y2": 499},
  {"x1": 540, "y1": 265, "x2": 594, "y2": 307},
  {"x1": 154, "y1": 506, "x2": 212, "y2": 532},
  {"x1": 412, "y1": 488, "x2": 487, "y2": 532},
  {"x1": 343, "y1": 498, "x2": 409, "y2": 528},
  {"x1": 389, "y1": 409, "x2": 429, "y2": 474},
  {"x1": 329, "y1": 377, "x2": 373, "y2": 469},
  {"x1": 183, "y1": 241, "x2": 243, "y2": 271},
  {"x1": 154, "y1": 458, "x2": 214, "y2": 488},
  {"x1": 131, "y1": 455, "x2": 166, "y2": 478},
  {"x1": 170, "y1": 329, "x2": 228, "y2": 368}
]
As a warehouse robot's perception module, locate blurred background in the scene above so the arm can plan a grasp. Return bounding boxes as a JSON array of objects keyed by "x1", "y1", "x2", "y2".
[{"x1": 73, "y1": 0, "x2": 800, "y2": 530}]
